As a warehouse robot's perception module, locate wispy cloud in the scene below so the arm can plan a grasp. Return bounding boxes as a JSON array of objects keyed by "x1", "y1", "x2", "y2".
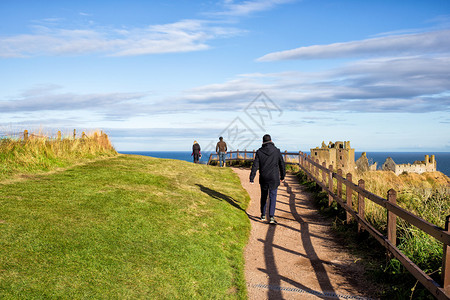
[
  {"x1": 106, "y1": 127, "x2": 220, "y2": 139},
  {"x1": 0, "y1": 0, "x2": 298, "y2": 58},
  {"x1": 0, "y1": 85, "x2": 148, "y2": 114},
  {"x1": 4, "y1": 53, "x2": 449, "y2": 117},
  {"x1": 213, "y1": 0, "x2": 297, "y2": 16},
  {"x1": 257, "y1": 29, "x2": 450, "y2": 61},
  {"x1": 0, "y1": 19, "x2": 241, "y2": 58},
  {"x1": 178, "y1": 55, "x2": 450, "y2": 113}
]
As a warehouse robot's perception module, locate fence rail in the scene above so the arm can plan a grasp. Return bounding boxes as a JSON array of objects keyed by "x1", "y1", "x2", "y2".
[
  {"x1": 208, "y1": 149, "x2": 450, "y2": 299},
  {"x1": 0, "y1": 129, "x2": 105, "y2": 141}
]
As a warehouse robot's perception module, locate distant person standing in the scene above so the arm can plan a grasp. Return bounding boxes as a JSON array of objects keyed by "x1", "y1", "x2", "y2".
[
  {"x1": 192, "y1": 141, "x2": 201, "y2": 163},
  {"x1": 249, "y1": 134, "x2": 286, "y2": 224},
  {"x1": 216, "y1": 136, "x2": 227, "y2": 167}
]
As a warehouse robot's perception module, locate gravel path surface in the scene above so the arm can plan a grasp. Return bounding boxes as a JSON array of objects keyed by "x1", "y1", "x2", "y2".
[{"x1": 232, "y1": 167, "x2": 380, "y2": 300}]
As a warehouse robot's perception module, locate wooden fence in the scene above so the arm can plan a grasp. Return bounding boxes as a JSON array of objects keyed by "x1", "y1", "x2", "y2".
[
  {"x1": 207, "y1": 149, "x2": 256, "y2": 164},
  {"x1": 208, "y1": 150, "x2": 450, "y2": 299},
  {"x1": 0, "y1": 129, "x2": 106, "y2": 142}
]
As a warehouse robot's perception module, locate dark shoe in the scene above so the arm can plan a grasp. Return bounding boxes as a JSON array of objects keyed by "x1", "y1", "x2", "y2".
[
  {"x1": 261, "y1": 214, "x2": 266, "y2": 221},
  {"x1": 269, "y1": 217, "x2": 277, "y2": 224}
]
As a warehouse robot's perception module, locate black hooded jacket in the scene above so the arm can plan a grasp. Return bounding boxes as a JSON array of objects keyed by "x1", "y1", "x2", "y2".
[{"x1": 249, "y1": 142, "x2": 286, "y2": 189}]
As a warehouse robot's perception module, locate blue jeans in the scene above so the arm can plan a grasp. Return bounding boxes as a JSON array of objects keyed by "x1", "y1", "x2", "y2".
[
  {"x1": 260, "y1": 187, "x2": 278, "y2": 217},
  {"x1": 219, "y1": 152, "x2": 226, "y2": 167}
]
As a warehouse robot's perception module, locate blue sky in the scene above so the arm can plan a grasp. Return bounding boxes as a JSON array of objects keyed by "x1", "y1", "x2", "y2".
[{"x1": 1, "y1": 0, "x2": 449, "y2": 152}]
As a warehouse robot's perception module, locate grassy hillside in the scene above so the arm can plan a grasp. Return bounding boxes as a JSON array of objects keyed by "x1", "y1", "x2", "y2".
[{"x1": 0, "y1": 155, "x2": 250, "y2": 299}]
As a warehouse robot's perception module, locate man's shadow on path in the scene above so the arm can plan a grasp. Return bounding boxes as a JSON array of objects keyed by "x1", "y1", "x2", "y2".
[
  {"x1": 285, "y1": 180, "x2": 338, "y2": 298},
  {"x1": 256, "y1": 179, "x2": 339, "y2": 299},
  {"x1": 196, "y1": 184, "x2": 246, "y2": 212}
]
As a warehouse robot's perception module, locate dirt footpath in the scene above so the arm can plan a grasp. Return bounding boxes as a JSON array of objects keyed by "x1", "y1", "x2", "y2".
[{"x1": 232, "y1": 168, "x2": 380, "y2": 300}]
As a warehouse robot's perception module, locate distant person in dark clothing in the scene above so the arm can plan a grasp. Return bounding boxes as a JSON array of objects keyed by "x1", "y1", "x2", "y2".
[
  {"x1": 216, "y1": 136, "x2": 227, "y2": 167},
  {"x1": 192, "y1": 141, "x2": 201, "y2": 163},
  {"x1": 249, "y1": 134, "x2": 286, "y2": 224}
]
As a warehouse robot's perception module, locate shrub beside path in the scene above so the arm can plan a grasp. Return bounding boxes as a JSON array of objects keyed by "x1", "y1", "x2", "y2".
[{"x1": 232, "y1": 167, "x2": 381, "y2": 299}]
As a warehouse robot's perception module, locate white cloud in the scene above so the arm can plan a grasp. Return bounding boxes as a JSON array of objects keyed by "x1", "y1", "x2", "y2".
[
  {"x1": 216, "y1": 0, "x2": 297, "y2": 16},
  {"x1": 0, "y1": 85, "x2": 148, "y2": 114},
  {"x1": 4, "y1": 54, "x2": 448, "y2": 118},
  {"x1": 257, "y1": 29, "x2": 450, "y2": 61},
  {"x1": 0, "y1": 19, "x2": 241, "y2": 58},
  {"x1": 0, "y1": 0, "x2": 298, "y2": 58},
  {"x1": 179, "y1": 55, "x2": 450, "y2": 113}
]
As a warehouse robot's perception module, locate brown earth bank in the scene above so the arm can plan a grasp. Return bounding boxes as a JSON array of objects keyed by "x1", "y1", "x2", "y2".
[{"x1": 232, "y1": 167, "x2": 383, "y2": 299}]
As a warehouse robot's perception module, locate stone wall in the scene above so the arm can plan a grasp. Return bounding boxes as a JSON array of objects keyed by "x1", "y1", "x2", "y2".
[{"x1": 383, "y1": 155, "x2": 436, "y2": 175}]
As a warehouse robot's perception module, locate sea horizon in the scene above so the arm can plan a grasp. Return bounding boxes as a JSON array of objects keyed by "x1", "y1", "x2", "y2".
[{"x1": 119, "y1": 151, "x2": 450, "y2": 177}]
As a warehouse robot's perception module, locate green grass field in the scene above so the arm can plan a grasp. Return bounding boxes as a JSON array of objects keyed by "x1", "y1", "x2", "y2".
[{"x1": 0, "y1": 154, "x2": 250, "y2": 299}]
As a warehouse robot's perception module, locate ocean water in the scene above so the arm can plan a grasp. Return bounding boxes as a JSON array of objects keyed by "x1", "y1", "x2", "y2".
[
  {"x1": 119, "y1": 151, "x2": 450, "y2": 177},
  {"x1": 120, "y1": 151, "x2": 217, "y2": 165}
]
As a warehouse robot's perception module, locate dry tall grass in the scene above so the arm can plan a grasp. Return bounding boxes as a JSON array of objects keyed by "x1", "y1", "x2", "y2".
[
  {"x1": 352, "y1": 170, "x2": 450, "y2": 227},
  {"x1": 341, "y1": 169, "x2": 450, "y2": 279},
  {"x1": 297, "y1": 157, "x2": 450, "y2": 290},
  {"x1": 0, "y1": 130, "x2": 117, "y2": 180}
]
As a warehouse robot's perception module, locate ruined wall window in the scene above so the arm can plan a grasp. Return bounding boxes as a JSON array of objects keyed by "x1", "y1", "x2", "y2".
[
  {"x1": 340, "y1": 156, "x2": 342, "y2": 160},
  {"x1": 315, "y1": 152, "x2": 317, "y2": 156}
]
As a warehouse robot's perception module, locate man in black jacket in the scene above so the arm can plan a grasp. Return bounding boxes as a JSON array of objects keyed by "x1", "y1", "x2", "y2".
[{"x1": 249, "y1": 134, "x2": 286, "y2": 224}]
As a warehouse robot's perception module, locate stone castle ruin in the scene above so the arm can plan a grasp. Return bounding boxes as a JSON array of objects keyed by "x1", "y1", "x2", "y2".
[
  {"x1": 310, "y1": 141, "x2": 437, "y2": 175},
  {"x1": 355, "y1": 152, "x2": 377, "y2": 173},
  {"x1": 382, "y1": 155, "x2": 436, "y2": 175},
  {"x1": 310, "y1": 141, "x2": 356, "y2": 173}
]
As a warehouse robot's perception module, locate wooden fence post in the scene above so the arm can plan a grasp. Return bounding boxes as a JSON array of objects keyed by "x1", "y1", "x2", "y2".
[
  {"x1": 284, "y1": 150, "x2": 287, "y2": 162},
  {"x1": 306, "y1": 155, "x2": 314, "y2": 181},
  {"x1": 309, "y1": 157, "x2": 313, "y2": 181},
  {"x1": 304, "y1": 155, "x2": 307, "y2": 172},
  {"x1": 337, "y1": 169, "x2": 343, "y2": 200},
  {"x1": 304, "y1": 156, "x2": 308, "y2": 180},
  {"x1": 73, "y1": 129, "x2": 76, "y2": 139},
  {"x1": 299, "y1": 151, "x2": 302, "y2": 165},
  {"x1": 244, "y1": 149, "x2": 247, "y2": 160},
  {"x1": 346, "y1": 173, "x2": 353, "y2": 223},
  {"x1": 442, "y1": 215, "x2": 450, "y2": 295},
  {"x1": 358, "y1": 179, "x2": 365, "y2": 233},
  {"x1": 308, "y1": 156, "x2": 312, "y2": 180},
  {"x1": 322, "y1": 162, "x2": 327, "y2": 186},
  {"x1": 23, "y1": 130, "x2": 28, "y2": 142},
  {"x1": 315, "y1": 159, "x2": 320, "y2": 179},
  {"x1": 328, "y1": 165, "x2": 333, "y2": 206},
  {"x1": 387, "y1": 189, "x2": 397, "y2": 246}
]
